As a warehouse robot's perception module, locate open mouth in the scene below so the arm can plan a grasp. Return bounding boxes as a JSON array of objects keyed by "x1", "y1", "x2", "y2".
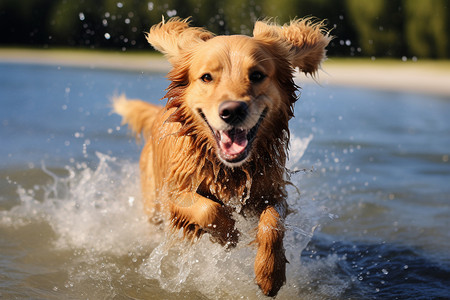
[{"x1": 199, "y1": 108, "x2": 267, "y2": 165}]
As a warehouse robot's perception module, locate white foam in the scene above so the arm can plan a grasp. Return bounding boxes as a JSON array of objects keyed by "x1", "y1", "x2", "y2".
[{"x1": 1, "y1": 152, "x2": 157, "y2": 255}]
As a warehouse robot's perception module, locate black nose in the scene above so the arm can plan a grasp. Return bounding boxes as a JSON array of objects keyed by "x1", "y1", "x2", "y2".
[{"x1": 219, "y1": 101, "x2": 248, "y2": 125}]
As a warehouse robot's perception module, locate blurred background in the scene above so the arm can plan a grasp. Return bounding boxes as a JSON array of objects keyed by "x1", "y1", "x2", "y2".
[{"x1": 1, "y1": 0, "x2": 449, "y2": 59}]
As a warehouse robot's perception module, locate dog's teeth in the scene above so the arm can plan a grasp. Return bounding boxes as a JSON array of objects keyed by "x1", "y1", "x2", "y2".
[{"x1": 220, "y1": 131, "x2": 231, "y2": 144}]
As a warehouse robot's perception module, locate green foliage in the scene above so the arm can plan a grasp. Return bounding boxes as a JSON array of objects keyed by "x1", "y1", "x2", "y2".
[
  {"x1": 49, "y1": 1, "x2": 94, "y2": 46},
  {"x1": 345, "y1": 0, "x2": 405, "y2": 56},
  {"x1": 404, "y1": 0, "x2": 449, "y2": 58},
  {"x1": 0, "y1": 0, "x2": 448, "y2": 58}
]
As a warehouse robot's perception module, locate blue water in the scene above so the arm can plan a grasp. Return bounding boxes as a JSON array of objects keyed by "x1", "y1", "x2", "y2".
[{"x1": 0, "y1": 63, "x2": 449, "y2": 299}]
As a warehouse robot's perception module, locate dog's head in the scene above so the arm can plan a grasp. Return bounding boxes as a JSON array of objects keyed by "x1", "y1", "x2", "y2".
[{"x1": 147, "y1": 18, "x2": 330, "y2": 167}]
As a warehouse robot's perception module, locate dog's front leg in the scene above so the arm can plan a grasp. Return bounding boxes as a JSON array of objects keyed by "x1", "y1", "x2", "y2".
[
  {"x1": 169, "y1": 193, "x2": 237, "y2": 246},
  {"x1": 254, "y1": 203, "x2": 287, "y2": 296}
]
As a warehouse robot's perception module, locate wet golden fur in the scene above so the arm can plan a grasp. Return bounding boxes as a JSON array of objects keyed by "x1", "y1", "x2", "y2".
[{"x1": 113, "y1": 17, "x2": 329, "y2": 296}]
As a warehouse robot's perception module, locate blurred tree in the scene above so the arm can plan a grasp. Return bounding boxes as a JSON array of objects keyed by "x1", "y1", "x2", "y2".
[
  {"x1": 220, "y1": 0, "x2": 261, "y2": 35},
  {"x1": 0, "y1": 0, "x2": 55, "y2": 45},
  {"x1": 404, "y1": 0, "x2": 449, "y2": 58},
  {"x1": 0, "y1": 0, "x2": 448, "y2": 58},
  {"x1": 261, "y1": 0, "x2": 297, "y2": 23},
  {"x1": 189, "y1": 0, "x2": 229, "y2": 33},
  {"x1": 345, "y1": 0, "x2": 405, "y2": 57},
  {"x1": 101, "y1": 0, "x2": 147, "y2": 49},
  {"x1": 49, "y1": 0, "x2": 99, "y2": 47}
]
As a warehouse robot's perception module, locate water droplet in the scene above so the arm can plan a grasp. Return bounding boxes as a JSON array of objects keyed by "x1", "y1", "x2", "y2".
[
  {"x1": 381, "y1": 268, "x2": 388, "y2": 275},
  {"x1": 104, "y1": 33, "x2": 111, "y2": 40},
  {"x1": 79, "y1": 12, "x2": 85, "y2": 21},
  {"x1": 128, "y1": 196, "x2": 135, "y2": 206},
  {"x1": 167, "y1": 9, "x2": 177, "y2": 17},
  {"x1": 117, "y1": 2, "x2": 123, "y2": 8}
]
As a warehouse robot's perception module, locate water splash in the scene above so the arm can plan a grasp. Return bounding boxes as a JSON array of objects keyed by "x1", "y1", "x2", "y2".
[
  {"x1": 0, "y1": 135, "x2": 346, "y2": 298},
  {"x1": 287, "y1": 134, "x2": 313, "y2": 170},
  {"x1": 1, "y1": 152, "x2": 155, "y2": 255},
  {"x1": 140, "y1": 214, "x2": 259, "y2": 298}
]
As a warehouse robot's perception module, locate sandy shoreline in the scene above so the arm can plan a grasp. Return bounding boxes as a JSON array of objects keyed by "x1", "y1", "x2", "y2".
[{"x1": 1, "y1": 48, "x2": 449, "y2": 97}]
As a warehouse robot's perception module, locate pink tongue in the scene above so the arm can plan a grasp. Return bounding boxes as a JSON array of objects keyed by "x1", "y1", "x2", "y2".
[{"x1": 219, "y1": 129, "x2": 248, "y2": 156}]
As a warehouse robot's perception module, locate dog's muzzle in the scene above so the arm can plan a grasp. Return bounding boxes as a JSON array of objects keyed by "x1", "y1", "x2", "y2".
[{"x1": 199, "y1": 103, "x2": 267, "y2": 166}]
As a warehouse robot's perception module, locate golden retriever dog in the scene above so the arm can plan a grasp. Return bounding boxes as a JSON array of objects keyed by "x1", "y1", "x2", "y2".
[{"x1": 113, "y1": 17, "x2": 329, "y2": 296}]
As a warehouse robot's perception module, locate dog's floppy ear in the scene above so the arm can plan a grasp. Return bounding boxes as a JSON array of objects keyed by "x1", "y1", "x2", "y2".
[
  {"x1": 253, "y1": 19, "x2": 331, "y2": 76},
  {"x1": 146, "y1": 17, "x2": 214, "y2": 65}
]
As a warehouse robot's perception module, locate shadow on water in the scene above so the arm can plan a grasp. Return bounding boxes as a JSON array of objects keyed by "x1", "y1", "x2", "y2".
[{"x1": 303, "y1": 234, "x2": 450, "y2": 299}]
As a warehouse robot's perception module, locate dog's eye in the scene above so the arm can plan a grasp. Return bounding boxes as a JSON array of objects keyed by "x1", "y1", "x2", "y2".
[
  {"x1": 249, "y1": 71, "x2": 266, "y2": 83},
  {"x1": 201, "y1": 73, "x2": 213, "y2": 83}
]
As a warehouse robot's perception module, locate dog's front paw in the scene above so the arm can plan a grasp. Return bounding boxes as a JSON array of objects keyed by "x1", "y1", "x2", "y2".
[
  {"x1": 254, "y1": 204, "x2": 287, "y2": 296},
  {"x1": 254, "y1": 247, "x2": 287, "y2": 297},
  {"x1": 169, "y1": 195, "x2": 238, "y2": 246},
  {"x1": 170, "y1": 213, "x2": 205, "y2": 240}
]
